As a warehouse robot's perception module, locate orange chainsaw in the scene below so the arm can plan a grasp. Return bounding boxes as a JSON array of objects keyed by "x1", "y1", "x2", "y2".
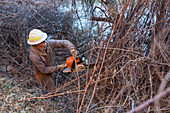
[{"x1": 63, "y1": 55, "x2": 92, "y2": 73}]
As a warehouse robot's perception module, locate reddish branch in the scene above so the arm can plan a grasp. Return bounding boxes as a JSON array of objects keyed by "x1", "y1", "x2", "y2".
[{"x1": 127, "y1": 87, "x2": 170, "y2": 113}]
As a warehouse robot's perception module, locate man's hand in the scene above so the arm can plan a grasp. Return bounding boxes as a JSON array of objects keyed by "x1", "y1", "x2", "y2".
[
  {"x1": 70, "y1": 49, "x2": 79, "y2": 58},
  {"x1": 56, "y1": 64, "x2": 67, "y2": 71}
]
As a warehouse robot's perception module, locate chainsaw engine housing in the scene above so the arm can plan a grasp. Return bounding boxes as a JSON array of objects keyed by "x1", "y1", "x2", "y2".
[{"x1": 66, "y1": 56, "x2": 83, "y2": 70}]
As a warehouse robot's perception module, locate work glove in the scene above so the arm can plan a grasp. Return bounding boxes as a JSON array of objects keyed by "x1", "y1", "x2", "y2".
[
  {"x1": 56, "y1": 64, "x2": 67, "y2": 71},
  {"x1": 70, "y1": 49, "x2": 79, "y2": 58}
]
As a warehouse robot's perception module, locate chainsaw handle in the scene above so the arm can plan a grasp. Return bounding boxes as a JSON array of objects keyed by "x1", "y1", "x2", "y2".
[{"x1": 70, "y1": 49, "x2": 79, "y2": 58}]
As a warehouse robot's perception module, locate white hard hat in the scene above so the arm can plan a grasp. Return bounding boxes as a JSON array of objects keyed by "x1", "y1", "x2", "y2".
[{"x1": 27, "y1": 29, "x2": 47, "y2": 45}]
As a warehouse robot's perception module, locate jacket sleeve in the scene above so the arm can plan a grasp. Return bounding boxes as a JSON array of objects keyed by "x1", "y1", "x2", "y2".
[
  {"x1": 30, "y1": 54, "x2": 60, "y2": 74},
  {"x1": 48, "y1": 40, "x2": 76, "y2": 51}
]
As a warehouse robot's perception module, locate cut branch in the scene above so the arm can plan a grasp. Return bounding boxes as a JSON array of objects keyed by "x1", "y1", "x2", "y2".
[{"x1": 90, "y1": 16, "x2": 113, "y2": 23}]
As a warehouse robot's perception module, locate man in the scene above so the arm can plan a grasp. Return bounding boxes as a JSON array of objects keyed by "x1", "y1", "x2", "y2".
[{"x1": 27, "y1": 29, "x2": 78, "y2": 92}]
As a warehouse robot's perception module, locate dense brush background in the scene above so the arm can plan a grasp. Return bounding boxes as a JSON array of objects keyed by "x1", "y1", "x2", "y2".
[{"x1": 0, "y1": 0, "x2": 169, "y2": 112}]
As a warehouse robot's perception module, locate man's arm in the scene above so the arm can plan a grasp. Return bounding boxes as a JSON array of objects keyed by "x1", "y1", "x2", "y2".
[
  {"x1": 49, "y1": 39, "x2": 78, "y2": 57},
  {"x1": 30, "y1": 54, "x2": 65, "y2": 74},
  {"x1": 49, "y1": 40, "x2": 76, "y2": 51}
]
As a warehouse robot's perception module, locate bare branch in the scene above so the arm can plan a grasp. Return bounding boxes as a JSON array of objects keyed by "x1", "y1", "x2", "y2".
[
  {"x1": 127, "y1": 87, "x2": 170, "y2": 113},
  {"x1": 155, "y1": 71, "x2": 170, "y2": 113}
]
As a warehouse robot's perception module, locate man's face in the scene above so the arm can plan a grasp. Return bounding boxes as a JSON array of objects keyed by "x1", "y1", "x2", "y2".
[{"x1": 36, "y1": 40, "x2": 46, "y2": 49}]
